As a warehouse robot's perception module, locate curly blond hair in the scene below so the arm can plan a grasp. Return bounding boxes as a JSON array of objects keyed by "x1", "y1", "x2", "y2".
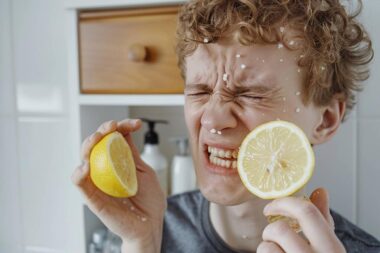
[{"x1": 176, "y1": 0, "x2": 374, "y2": 119}]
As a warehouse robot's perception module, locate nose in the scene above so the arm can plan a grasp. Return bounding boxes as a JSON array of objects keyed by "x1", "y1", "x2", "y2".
[{"x1": 200, "y1": 93, "x2": 237, "y2": 132}]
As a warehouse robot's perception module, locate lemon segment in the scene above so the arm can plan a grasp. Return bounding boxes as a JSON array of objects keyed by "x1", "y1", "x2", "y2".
[
  {"x1": 90, "y1": 131, "x2": 138, "y2": 198},
  {"x1": 237, "y1": 121, "x2": 315, "y2": 199}
]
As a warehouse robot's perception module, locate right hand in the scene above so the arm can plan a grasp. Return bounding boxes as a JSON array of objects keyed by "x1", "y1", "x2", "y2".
[{"x1": 71, "y1": 119, "x2": 166, "y2": 249}]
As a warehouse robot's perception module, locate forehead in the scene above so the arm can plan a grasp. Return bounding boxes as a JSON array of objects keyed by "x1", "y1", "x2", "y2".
[{"x1": 185, "y1": 39, "x2": 301, "y2": 87}]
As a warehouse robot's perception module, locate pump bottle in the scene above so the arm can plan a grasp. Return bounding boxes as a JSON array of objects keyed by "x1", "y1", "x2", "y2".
[
  {"x1": 140, "y1": 118, "x2": 169, "y2": 195},
  {"x1": 170, "y1": 137, "x2": 196, "y2": 195}
]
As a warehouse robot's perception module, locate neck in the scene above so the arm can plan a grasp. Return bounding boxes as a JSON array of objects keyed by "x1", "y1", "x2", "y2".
[
  {"x1": 209, "y1": 198, "x2": 269, "y2": 252},
  {"x1": 209, "y1": 188, "x2": 306, "y2": 252}
]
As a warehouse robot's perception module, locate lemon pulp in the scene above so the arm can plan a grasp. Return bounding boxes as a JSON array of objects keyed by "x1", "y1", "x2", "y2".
[
  {"x1": 90, "y1": 131, "x2": 138, "y2": 198},
  {"x1": 237, "y1": 120, "x2": 315, "y2": 200}
]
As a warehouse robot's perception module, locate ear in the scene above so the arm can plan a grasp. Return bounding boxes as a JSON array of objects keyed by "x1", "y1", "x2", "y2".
[{"x1": 311, "y1": 95, "x2": 346, "y2": 145}]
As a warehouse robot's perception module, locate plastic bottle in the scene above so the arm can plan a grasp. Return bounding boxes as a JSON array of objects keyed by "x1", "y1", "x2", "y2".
[
  {"x1": 140, "y1": 118, "x2": 169, "y2": 195},
  {"x1": 170, "y1": 137, "x2": 196, "y2": 195}
]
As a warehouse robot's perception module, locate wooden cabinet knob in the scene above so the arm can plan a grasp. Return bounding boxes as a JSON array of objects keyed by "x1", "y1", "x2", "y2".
[{"x1": 128, "y1": 44, "x2": 147, "y2": 62}]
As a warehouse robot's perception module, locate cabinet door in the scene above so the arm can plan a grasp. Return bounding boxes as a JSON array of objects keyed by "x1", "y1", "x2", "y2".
[{"x1": 79, "y1": 6, "x2": 184, "y2": 94}]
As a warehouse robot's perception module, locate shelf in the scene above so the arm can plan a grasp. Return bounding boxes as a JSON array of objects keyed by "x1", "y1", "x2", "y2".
[
  {"x1": 65, "y1": 0, "x2": 185, "y2": 9},
  {"x1": 78, "y1": 94, "x2": 184, "y2": 106}
]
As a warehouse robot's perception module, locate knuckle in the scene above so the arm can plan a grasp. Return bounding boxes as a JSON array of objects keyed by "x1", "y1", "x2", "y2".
[
  {"x1": 299, "y1": 201, "x2": 319, "y2": 218},
  {"x1": 264, "y1": 220, "x2": 291, "y2": 238}
]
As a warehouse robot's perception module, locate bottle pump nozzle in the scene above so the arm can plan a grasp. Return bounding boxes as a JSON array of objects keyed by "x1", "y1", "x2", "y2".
[{"x1": 141, "y1": 118, "x2": 168, "y2": 145}]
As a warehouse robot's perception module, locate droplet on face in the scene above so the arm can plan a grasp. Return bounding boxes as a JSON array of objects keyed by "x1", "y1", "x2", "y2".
[
  {"x1": 289, "y1": 40, "x2": 295, "y2": 46},
  {"x1": 282, "y1": 109, "x2": 286, "y2": 113},
  {"x1": 130, "y1": 206, "x2": 135, "y2": 211},
  {"x1": 295, "y1": 91, "x2": 301, "y2": 96},
  {"x1": 210, "y1": 129, "x2": 217, "y2": 134},
  {"x1": 295, "y1": 108, "x2": 301, "y2": 113},
  {"x1": 282, "y1": 97, "x2": 286, "y2": 101},
  {"x1": 236, "y1": 54, "x2": 241, "y2": 58},
  {"x1": 223, "y1": 73, "x2": 228, "y2": 81},
  {"x1": 141, "y1": 217, "x2": 147, "y2": 222},
  {"x1": 242, "y1": 235, "x2": 248, "y2": 239},
  {"x1": 280, "y1": 58, "x2": 284, "y2": 62},
  {"x1": 297, "y1": 68, "x2": 301, "y2": 73},
  {"x1": 321, "y1": 65, "x2": 326, "y2": 71},
  {"x1": 300, "y1": 54, "x2": 305, "y2": 58},
  {"x1": 277, "y1": 43, "x2": 284, "y2": 49},
  {"x1": 262, "y1": 59, "x2": 265, "y2": 63},
  {"x1": 280, "y1": 26, "x2": 285, "y2": 33},
  {"x1": 203, "y1": 38, "x2": 209, "y2": 43},
  {"x1": 241, "y1": 64, "x2": 246, "y2": 69}
]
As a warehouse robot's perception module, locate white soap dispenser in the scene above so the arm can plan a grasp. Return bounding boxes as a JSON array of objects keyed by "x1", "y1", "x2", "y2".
[
  {"x1": 170, "y1": 137, "x2": 196, "y2": 195},
  {"x1": 140, "y1": 118, "x2": 169, "y2": 195}
]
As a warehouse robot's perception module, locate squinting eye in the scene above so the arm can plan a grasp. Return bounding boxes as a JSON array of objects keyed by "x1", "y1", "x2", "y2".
[
  {"x1": 187, "y1": 92, "x2": 210, "y2": 97},
  {"x1": 240, "y1": 95, "x2": 264, "y2": 100}
]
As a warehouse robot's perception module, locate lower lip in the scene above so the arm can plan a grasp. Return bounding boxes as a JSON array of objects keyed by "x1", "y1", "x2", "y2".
[{"x1": 203, "y1": 150, "x2": 239, "y2": 176}]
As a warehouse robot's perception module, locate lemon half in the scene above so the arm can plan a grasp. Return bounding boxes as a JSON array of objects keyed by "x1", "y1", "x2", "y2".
[
  {"x1": 90, "y1": 131, "x2": 138, "y2": 198},
  {"x1": 237, "y1": 121, "x2": 315, "y2": 199}
]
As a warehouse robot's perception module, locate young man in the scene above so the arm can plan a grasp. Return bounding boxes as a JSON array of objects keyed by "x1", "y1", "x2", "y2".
[{"x1": 72, "y1": 0, "x2": 379, "y2": 252}]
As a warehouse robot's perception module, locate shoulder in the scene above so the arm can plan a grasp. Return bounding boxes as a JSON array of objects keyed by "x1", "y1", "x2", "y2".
[{"x1": 331, "y1": 210, "x2": 380, "y2": 253}]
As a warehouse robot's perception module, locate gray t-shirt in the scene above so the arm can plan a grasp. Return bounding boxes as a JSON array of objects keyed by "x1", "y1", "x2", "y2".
[{"x1": 162, "y1": 190, "x2": 380, "y2": 253}]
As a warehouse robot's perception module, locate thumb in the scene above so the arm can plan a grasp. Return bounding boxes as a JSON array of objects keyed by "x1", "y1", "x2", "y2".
[{"x1": 310, "y1": 187, "x2": 335, "y2": 229}]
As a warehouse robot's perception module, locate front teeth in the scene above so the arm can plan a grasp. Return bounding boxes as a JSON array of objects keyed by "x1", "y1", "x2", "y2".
[
  {"x1": 209, "y1": 155, "x2": 237, "y2": 169},
  {"x1": 208, "y1": 146, "x2": 238, "y2": 159}
]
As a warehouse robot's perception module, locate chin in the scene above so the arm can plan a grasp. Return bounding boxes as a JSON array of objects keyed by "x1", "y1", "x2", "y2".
[{"x1": 196, "y1": 167, "x2": 254, "y2": 206}]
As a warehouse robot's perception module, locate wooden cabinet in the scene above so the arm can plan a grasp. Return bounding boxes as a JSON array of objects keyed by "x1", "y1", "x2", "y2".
[{"x1": 78, "y1": 6, "x2": 184, "y2": 94}]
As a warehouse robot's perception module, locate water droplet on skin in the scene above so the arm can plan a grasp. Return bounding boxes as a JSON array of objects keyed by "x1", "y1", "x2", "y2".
[
  {"x1": 141, "y1": 217, "x2": 147, "y2": 222},
  {"x1": 262, "y1": 59, "x2": 265, "y2": 63},
  {"x1": 321, "y1": 65, "x2": 326, "y2": 71},
  {"x1": 280, "y1": 58, "x2": 284, "y2": 62},
  {"x1": 283, "y1": 109, "x2": 286, "y2": 113},
  {"x1": 297, "y1": 68, "x2": 301, "y2": 73},
  {"x1": 130, "y1": 206, "x2": 135, "y2": 211},
  {"x1": 300, "y1": 54, "x2": 305, "y2": 58},
  {"x1": 241, "y1": 64, "x2": 246, "y2": 69},
  {"x1": 222, "y1": 73, "x2": 228, "y2": 81},
  {"x1": 295, "y1": 91, "x2": 301, "y2": 96},
  {"x1": 242, "y1": 235, "x2": 248, "y2": 239},
  {"x1": 282, "y1": 97, "x2": 286, "y2": 101},
  {"x1": 280, "y1": 27, "x2": 285, "y2": 33},
  {"x1": 236, "y1": 54, "x2": 241, "y2": 58},
  {"x1": 295, "y1": 108, "x2": 301, "y2": 113},
  {"x1": 203, "y1": 38, "x2": 209, "y2": 43},
  {"x1": 289, "y1": 40, "x2": 295, "y2": 45},
  {"x1": 278, "y1": 43, "x2": 284, "y2": 49}
]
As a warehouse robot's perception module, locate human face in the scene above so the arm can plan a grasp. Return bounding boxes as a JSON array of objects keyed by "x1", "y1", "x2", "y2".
[{"x1": 184, "y1": 38, "x2": 323, "y2": 205}]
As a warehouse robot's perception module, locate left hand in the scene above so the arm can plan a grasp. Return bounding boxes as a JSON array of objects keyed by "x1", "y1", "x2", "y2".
[{"x1": 257, "y1": 188, "x2": 346, "y2": 253}]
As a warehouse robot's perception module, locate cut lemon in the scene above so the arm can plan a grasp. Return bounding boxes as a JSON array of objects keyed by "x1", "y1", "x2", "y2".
[
  {"x1": 237, "y1": 120, "x2": 315, "y2": 199},
  {"x1": 90, "y1": 131, "x2": 138, "y2": 198}
]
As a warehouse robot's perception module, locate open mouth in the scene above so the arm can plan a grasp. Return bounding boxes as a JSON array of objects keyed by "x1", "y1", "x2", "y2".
[{"x1": 206, "y1": 145, "x2": 239, "y2": 170}]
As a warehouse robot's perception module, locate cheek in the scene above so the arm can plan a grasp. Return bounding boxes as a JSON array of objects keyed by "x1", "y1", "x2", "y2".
[{"x1": 184, "y1": 101, "x2": 203, "y2": 134}]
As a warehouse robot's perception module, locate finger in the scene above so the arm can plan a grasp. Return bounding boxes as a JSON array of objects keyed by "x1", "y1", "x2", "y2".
[
  {"x1": 96, "y1": 120, "x2": 118, "y2": 135},
  {"x1": 262, "y1": 220, "x2": 312, "y2": 253},
  {"x1": 80, "y1": 131, "x2": 103, "y2": 161},
  {"x1": 310, "y1": 188, "x2": 335, "y2": 229},
  {"x1": 263, "y1": 197, "x2": 337, "y2": 251},
  {"x1": 71, "y1": 162, "x2": 97, "y2": 198},
  {"x1": 257, "y1": 241, "x2": 285, "y2": 253},
  {"x1": 117, "y1": 119, "x2": 142, "y2": 135}
]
